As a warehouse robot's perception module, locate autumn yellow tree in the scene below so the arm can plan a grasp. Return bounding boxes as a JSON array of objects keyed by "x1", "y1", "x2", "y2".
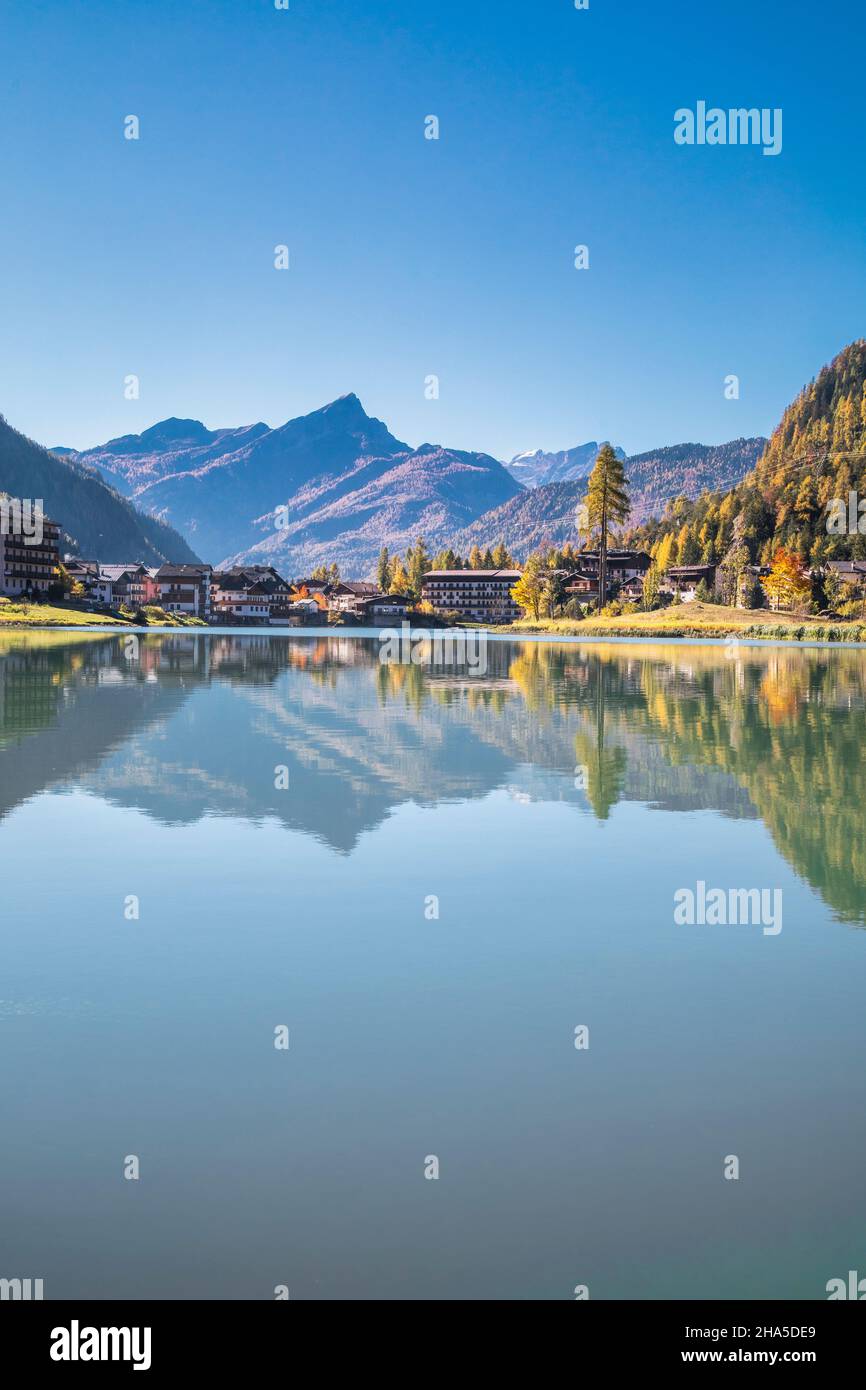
[
  {"x1": 389, "y1": 556, "x2": 410, "y2": 594},
  {"x1": 761, "y1": 547, "x2": 811, "y2": 612},
  {"x1": 511, "y1": 553, "x2": 544, "y2": 620},
  {"x1": 583, "y1": 444, "x2": 630, "y2": 608},
  {"x1": 641, "y1": 562, "x2": 661, "y2": 611},
  {"x1": 653, "y1": 531, "x2": 676, "y2": 577}
]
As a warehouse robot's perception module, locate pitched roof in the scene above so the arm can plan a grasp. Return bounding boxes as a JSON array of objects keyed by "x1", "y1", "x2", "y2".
[
  {"x1": 331, "y1": 580, "x2": 379, "y2": 595},
  {"x1": 355, "y1": 592, "x2": 410, "y2": 606},
  {"x1": 156, "y1": 563, "x2": 213, "y2": 578},
  {"x1": 826, "y1": 560, "x2": 866, "y2": 575},
  {"x1": 422, "y1": 569, "x2": 522, "y2": 579},
  {"x1": 100, "y1": 563, "x2": 147, "y2": 581},
  {"x1": 578, "y1": 550, "x2": 651, "y2": 562},
  {"x1": 217, "y1": 565, "x2": 290, "y2": 587}
]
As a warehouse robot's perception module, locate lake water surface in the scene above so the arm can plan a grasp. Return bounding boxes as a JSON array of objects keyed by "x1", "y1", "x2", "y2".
[{"x1": 1, "y1": 631, "x2": 864, "y2": 1299}]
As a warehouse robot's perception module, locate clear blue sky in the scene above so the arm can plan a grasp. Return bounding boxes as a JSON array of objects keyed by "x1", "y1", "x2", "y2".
[{"x1": 1, "y1": 0, "x2": 863, "y2": 460}]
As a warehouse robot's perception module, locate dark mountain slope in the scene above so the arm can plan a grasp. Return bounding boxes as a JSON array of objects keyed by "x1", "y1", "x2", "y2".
[{"x1": 0, "y1": 414, "x2": 201, "y2": 564}]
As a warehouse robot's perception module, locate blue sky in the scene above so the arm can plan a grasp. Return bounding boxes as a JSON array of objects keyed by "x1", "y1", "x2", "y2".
[{"x1": 1, "y1": 0, "x2": 863, "y2": 460}]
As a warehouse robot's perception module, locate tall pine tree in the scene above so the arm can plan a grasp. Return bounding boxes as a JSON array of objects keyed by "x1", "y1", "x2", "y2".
[
  {"x1": 377, "y1": 546, "x2": 391, "y2": 591},
  {"x1": 584, "y1": 444, "x2": 631, "y2": 608}
]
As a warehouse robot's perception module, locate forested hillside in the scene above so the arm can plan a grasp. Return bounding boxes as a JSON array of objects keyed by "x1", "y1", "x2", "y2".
[
  {"x1": 627, "y1": 341, "x2": 866, "y2": 568},
  {"x1": 0, "y1": 414, "x2": 201, "y2": 565}
]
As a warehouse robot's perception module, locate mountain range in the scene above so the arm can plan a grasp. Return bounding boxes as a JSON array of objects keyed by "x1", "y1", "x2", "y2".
[
  {"x1": 7, "y1": 338, "x2": 865, "y2": 580},
  {"x1": 503, "y1": 441, "x2": 626, "y2": 489},
  {"x1": 3, "y1": 634, "x2": 864, "y2": 924},
  {"x1": 53, "y1": 398, "x2": 764, "y2": 576},
  {"x1": 456, "y1": 439, "x2": 766, "y2": 555},
  {"x1": 65, "y1": 395, "x2": 523, "y2": 575}
]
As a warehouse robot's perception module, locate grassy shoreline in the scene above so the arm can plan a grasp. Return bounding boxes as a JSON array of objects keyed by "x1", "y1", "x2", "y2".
[
  {"x1": 472, "y1": 601, "x2": 866, "y2": 644},
  {"x1": 3, "y1": 598, "x2": 866, "y2": 645},
  {"x1": 0, "y1": 600, "x2": 207, "y2": 629}
]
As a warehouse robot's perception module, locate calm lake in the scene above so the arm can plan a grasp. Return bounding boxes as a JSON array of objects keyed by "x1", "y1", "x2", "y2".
[{"x1": 1, "y1": 631, "x2": 864, "y2": 1300}]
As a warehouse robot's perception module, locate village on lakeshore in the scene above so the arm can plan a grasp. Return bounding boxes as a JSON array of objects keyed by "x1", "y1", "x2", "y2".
[
  {"x1": 4, "y1": 344, "x2": 866, "y2": 639},
  {"x1": 2, "y1": 505, "x2": 866, "y2": 634}
]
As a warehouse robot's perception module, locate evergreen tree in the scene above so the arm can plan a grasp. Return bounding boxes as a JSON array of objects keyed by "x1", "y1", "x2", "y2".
[
  {"x1": 720, "y1": 541, "x2": 750, "y2": 606},
  {"x1": 701, "y1": 537, "x2": 718, "y2": 565},
  {"x1": 679, "y1": 532, "x2": 702, "y2": 564},
  {"x1": 543, "y1": 570, "x2": 566, "y2": 618},
  {"x1": 377, "y1": 546, "x2": 391, "y2": 590},
  {"x1": 824, "y1": 566, "x2": 845, "y2": 612},
  {"x1": 407, "y1": 536, "x2": 430, "y2": 598},
  {"x1": 744, "y1": 576, "x2": 764, "y2": 609}
]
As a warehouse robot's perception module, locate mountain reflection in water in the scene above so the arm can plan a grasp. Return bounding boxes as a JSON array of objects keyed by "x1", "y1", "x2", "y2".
[{"x1": 1, "y1": 631, "x2": 864, "y2": 925}]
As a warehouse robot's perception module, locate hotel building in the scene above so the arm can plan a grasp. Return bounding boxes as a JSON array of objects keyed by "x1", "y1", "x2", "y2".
[
  {"x1": 421, "y1": 569, "x2": 522, "y2": 622},
  {"x1": 0, "y1": 511, "x2": 61, "y2": 596}
]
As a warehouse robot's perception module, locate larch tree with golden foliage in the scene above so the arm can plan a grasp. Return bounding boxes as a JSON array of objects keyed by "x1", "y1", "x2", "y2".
[
  {"x1": 389, "y1": 556, "x2": 410, "y2": 595},
  {"x1": 583, "y1": 444, "x2": 631, "y2": 608},
  {"x1": 511, "y1": 552, "x2": 545, "y2": 621},
  {"x1": 761, "y1": 547, "x2": 812, "y2": 612}
]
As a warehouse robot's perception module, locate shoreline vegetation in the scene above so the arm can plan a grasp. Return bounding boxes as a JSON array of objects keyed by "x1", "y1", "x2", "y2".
[
  {"x1": 7, "y1": 346, "x2": 866, "y2": 645},
  {"x1": 2, "y1": 595, "x2": 866, "y2": 643},
  {"x1": 476, "y1": 601, "x2": 866, "y2": 643},
  {"x1": 0, "y1": 599, "x2": 207, "y2": 629}
]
